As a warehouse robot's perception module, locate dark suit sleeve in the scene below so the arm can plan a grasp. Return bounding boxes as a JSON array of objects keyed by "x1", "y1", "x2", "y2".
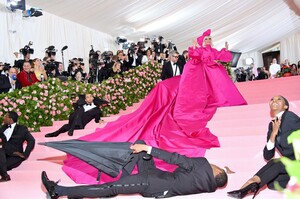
[
  {"x1": 161, "y1": 63, "x2": 169, "y2": 80},
  {"x1": 22, "y1": 126, "x2": 35, "y2": 159},
  {"x1": 263, "y1": 111, "x2": 300, "y2": 160},
  {"x1": 94, "y1": 108, "x2": 101, "y2": 123},
  {"x1": 151, "y1": 147, "x2": 196, "y2": 172},
  {"x1": 263, "y1": 122, "x2": 275, "y2": 160}
]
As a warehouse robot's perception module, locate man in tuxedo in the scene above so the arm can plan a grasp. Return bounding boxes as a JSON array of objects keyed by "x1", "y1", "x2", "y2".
[
  {"x1": 228, "y1": 96, "x2": 300, "y2": 198},
  {"x1": 45, "y1": 94, "x2": 106, "y2": 137},
  {"x1": 42, "y1": 140, "x2": 228, "y2": 199},
  {"x1": 161, "y1": 50, "x2": 183, "y2": 80},
  {"x1": 0, "y1": 67, "x2": 22, "y2": 94},
  {"x1": 17, "y1": 61, "x2": 39, "y2": 87},
  {"x1": 0, "y1": 111, "x2": 35, "y2": 182}
]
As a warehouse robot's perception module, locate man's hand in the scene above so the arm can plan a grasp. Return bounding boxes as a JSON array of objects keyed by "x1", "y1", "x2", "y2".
[
  {"x1": 270, "y1": 117, "x2": 281, "y2": 142},
  {"x1": 130, "y1": 144, "x2": 149, "y2": 154},
  {"x1": 13, "y1": 152, "x2": 25, "y2": 159}
]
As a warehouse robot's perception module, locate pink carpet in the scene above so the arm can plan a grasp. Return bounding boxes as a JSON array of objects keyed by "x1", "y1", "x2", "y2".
[{"x1": 1, "y1": 76, "x2": 299, "y2": 199}]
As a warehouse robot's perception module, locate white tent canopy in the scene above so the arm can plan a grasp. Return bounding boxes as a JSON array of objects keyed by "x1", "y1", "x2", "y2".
[{"x1": 1, "y1": 0, "x2": 300, "y2": 68}]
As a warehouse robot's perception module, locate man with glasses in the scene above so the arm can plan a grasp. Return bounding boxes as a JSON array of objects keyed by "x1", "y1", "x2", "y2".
[{"x1": 161, "y1": 50, "x2": 182, "y2": 80}]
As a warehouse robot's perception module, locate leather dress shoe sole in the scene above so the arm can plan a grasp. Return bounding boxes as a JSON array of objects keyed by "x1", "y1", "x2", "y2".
[
  {"x1": 45, "y1": 132, "x2": 59, "y2": 138},
  {"x1": 0, "y1": 175, "x2": 11, "y2": 182}
]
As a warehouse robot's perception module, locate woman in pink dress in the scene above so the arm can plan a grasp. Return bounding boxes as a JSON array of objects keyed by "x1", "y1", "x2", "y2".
[{"x1": 62, "y1": 29, "x2": 247, "y2": 184}]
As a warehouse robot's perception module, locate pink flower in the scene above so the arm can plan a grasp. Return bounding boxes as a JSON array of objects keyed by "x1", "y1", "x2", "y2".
[
  {"x1": 63, "y1": 106, "x2": 68, "y2": 111},
  {"x1": 56, "y1": 110, "x2": 61, "y2": 114}
]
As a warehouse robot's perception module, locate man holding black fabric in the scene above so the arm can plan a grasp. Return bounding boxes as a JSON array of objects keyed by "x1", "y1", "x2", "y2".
[
  {"x1": 42, "y1": 140, "x2": 229, "y2": 199},
  {"x1": 45, "y1": 93, "x2": 106, "y2": 137}
]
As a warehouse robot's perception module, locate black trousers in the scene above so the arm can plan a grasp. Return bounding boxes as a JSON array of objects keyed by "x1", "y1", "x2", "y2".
[
  {"x1": 0, "y1": 148, "x2": 24, "y2": 177},
  {"x1": 56, "y1": 141, "x2": 162, "y2": 198},
  {"x1": 56, "y1": 108, "x2": 85, "y2": 134},
  {"x1": 255, "y1": 159, "x2": 289, "y2": 190}
]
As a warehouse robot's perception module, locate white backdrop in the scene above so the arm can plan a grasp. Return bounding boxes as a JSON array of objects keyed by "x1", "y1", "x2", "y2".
[
  {"x1": 1, "y1": 0, "x2": 300, "y2": 69},
  {"x1": 0, "y1": 1, "x2": 117, "y2": 70}
]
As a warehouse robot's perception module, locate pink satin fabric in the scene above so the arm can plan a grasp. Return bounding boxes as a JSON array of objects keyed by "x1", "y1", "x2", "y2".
[{"x1": 62, "y1": 44, "x2": 247, "y2": 184}]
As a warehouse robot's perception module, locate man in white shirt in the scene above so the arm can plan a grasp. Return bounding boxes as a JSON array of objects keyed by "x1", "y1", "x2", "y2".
[
  {"x1": 0, "y1": 111, "x2": 35, "y2": 182},
  {"x1": 161, "y1": 50, "x2": 182, "y2": 80},
  {"x1": 269, "y1": 58, "x2": 281, "y2": 78}
]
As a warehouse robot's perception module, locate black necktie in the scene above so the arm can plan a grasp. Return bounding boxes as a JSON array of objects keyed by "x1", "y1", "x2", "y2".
[
  {"x1": 27, "y1": 72, "x2": 33, "y2": 82},
  {"x1": 174, "y1": 64, "x2": 178, "y2": 75}
]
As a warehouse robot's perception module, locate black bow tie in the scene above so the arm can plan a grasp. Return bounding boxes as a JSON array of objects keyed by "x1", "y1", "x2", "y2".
[{"x1": 86, "y1": 104, "x2": 92, "y2": 106}]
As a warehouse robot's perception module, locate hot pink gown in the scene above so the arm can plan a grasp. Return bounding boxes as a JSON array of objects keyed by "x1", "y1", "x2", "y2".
[{"x1": 62, "y1": 36, "x2": 247, "y2": 184}]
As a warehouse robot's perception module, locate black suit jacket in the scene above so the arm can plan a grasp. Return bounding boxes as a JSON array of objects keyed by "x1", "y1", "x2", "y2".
[
  {"x1": 0, "y1": 75, "x2": 22, "y2": 94},
  {"x1": 0, "y1": 124, "x2": 35, "y2": 158},
  {"x1": 263, "y1": 111, "x2": 300, "y2": 160},
  {"x1": 161, "y1": 62, "x2": 183, "y2": 80},
  {"x1": 143, "y1": 147, "x2": 216, "y2": 197}
]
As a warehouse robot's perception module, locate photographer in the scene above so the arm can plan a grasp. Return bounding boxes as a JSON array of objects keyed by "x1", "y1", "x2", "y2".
[
  {"x1": 128, "y1": 44, "x2": 142, "y2": 68},
  {"x1": 56, "y1": 62, "x2": 69, "y2": 77},
  {"x1": 14, "y1": 42, "x2": 34, "y2": 71},
  {"x1": 44, "y1": 46, "x2": 59, "y2": 76},
  {"x1": 0, "y1": 67, "x2": 22, "y2": 93},
  {"x1": 93, "y1": 59, "x2": 110, "y2": 84}
]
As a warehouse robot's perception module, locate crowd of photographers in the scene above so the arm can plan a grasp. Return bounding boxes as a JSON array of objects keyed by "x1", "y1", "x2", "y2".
[{"x1": 0, "y1": 37, "x2": 188, "y2": 94}]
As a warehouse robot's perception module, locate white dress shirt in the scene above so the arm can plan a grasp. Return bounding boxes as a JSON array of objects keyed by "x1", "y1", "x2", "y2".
[
  {"x1": 171, "y1": 62, "x2": 180, "y2": 76},
  {"x1": 266, "y1": 111, "x2": 285, "y2": 150},
  {"x1": 4, "y1": 123, "x2": 17, "y2": 141},
  {"x1": 269, "y1": 63, "x2": 281, "y2": 78},
  {"x1": 83, "y1": 103, "x2": 96, "y2": 112}
]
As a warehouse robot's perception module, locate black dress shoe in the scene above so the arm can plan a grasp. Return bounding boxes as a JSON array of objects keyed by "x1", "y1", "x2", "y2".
[
  {"x1": 68, "y1": 129, "x2": 74, "y2": 136},
  {"x1": 41, "y1": 171, "x2": 59, "y2": 199},
  {"x1": 0, "y1": 175, "x2": 11, "y2": 182},
  {"x1": 227, "y1": 182, "x2": 259, "y2": 199},
  {"x1": 45, "y1": 132, "x2": 60, "y2": 138}
]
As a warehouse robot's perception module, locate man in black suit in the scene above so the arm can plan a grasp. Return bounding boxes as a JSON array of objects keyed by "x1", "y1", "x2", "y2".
[
  {"x1": 228, "y1": 95, "x2": 300, "y2": 198},
  {"x1": 45, "y1": 94, "x2": 106, "y2": 137},
  {"x1": 128, "y1": 45, "x2": 142, "y2": 68},
  {"x1": 161, "y1": 50, "x2": 183, "y2": 80},
  {"x1": 42, "y1": 140, "x2": 228, "y2": 199},
  {"x1": 0, "y1": 111, "x2": 35, "y2": 182},
  {"x1": 0, "y1": 67, "x2": 22, "y2": 94},
  {"x1": 177, "y1": 50, "x2": 188, "y2": 69}
]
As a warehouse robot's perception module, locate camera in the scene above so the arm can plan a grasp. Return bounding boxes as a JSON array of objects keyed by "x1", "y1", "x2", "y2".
[
  {"x1": 46, "y1": 46, "x2": 57, "y2": 57},
  {"x1": 20, "y1": 41, "x2": 34, "y2": 56}
]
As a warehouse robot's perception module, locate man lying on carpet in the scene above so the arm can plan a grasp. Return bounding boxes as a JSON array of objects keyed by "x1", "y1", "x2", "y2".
[
  {"x1": 0, "y1": 111, "x2": 35, "y2": 182},
  {"x1": 41, "y1": 140, "x2": 234, "y2": 199},
  {"x1": 45, "y1": 93, "x2": 108, "y2": 137},
  {"x1": 228, "y1": 95, "x2": 300, "y2": 198}
]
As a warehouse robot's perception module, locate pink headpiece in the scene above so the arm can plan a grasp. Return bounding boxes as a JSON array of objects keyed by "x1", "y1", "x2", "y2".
[{"x1": 197, "y1": 29, "x2": 211, "y2": 46}]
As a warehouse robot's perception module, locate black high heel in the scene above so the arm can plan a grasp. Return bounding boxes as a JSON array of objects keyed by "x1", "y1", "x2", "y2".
[{"x1": 227, "y1": 182, "x2": 259, "y2": 199}]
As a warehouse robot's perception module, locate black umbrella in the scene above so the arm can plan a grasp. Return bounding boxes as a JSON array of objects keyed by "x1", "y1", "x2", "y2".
[{"x1": 39, "y1": 140, "x2": 132, "y2": 178}]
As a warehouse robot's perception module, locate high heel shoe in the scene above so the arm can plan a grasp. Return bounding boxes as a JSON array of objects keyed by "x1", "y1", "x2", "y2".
[{"x1": 227, "y1": 182, "x2": 259, "y2": 199}]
